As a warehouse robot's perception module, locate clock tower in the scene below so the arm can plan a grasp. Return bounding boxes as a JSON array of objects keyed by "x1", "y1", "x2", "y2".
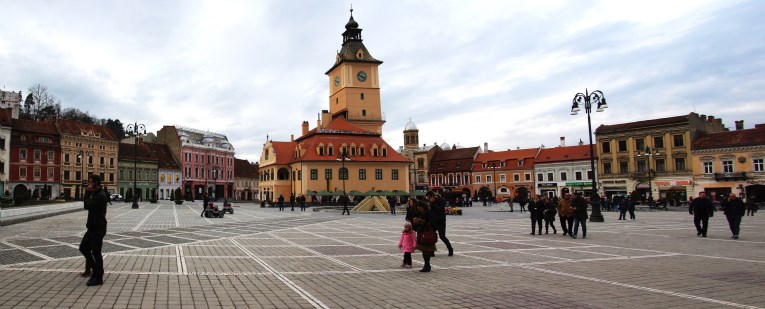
[{"x1": 325, "y1": 8, "x2": 385, "y2": 134}]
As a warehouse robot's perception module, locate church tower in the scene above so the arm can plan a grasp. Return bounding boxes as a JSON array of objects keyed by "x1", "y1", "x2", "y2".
[
  {"x1": 403, "y1": 118, "x2": 419, "y2": 150},
  {"x1": 325, "y1": 7, "x2": 385, "y2": 134}
]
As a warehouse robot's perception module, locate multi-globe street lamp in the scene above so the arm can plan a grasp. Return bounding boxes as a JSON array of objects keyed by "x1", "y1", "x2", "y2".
[
  {"x1": 636, "y1": 147, "x2": 661, "y2": 204},
  {"x1": 126, "y1": 122, "x2": 146, "y2": 209},
  {"x1": 337, "y1": 149, "x2": 350, "y2": 198},
  {"x1": 570, "y1": 89, "x2": 608, "y2": 222}
]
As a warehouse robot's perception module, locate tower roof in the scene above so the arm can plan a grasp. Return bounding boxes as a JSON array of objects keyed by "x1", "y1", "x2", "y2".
[
  {"x1": 326, "y1": 8, "x2": 382, "y2": 74},
  {"x1": 404, "y1": 119, "x2": 418, "y2": 131}
]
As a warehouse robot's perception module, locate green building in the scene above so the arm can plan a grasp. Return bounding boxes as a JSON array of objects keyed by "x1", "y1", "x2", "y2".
[{"x1": 118, "y1": 141, "x2": 159, "y2": 201}]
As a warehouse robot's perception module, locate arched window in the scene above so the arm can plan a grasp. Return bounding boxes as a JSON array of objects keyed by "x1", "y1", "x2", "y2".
[{"x1": 277, "y1": 168, "x2": 290, "y2": 180}]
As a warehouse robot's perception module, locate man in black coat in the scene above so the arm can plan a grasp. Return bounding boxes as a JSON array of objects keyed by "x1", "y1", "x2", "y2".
[
  {"x1": 528, "y1": 197, "x2": 543, "y2": 235},
  {"x1": 721, "y1": 193, "x2": 745, "y2": 239},
  {"x1": 570, "y1": 193, "x2": 588, "y2": 239},
  {"x1": 427, "y1": 191, "x2": 453, "y2": 256},
  {"x1": 79, "y1": 175, "x2": 108, "y2": 286},
  {"x1": 689, "y1": 192, "x2": 714, "y2": 237},
  {"x1": 341, "y1": 195, "x2": 350, "y2": 215}
]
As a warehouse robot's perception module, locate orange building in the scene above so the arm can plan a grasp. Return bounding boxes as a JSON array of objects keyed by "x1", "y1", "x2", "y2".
[
  {"x1": 472, "y1": 147, "x2": 540, "y2": 201},
  {"x1": 258, "y1": 9, "x2": 410, "y2": 202}
]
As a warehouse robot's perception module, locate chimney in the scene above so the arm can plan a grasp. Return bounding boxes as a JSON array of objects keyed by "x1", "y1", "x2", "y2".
[
  {"x1": 735, "y1": 120, "x2": 744, "y2": 130},
  {"x1": 578, "y1": 139, "x2": 584, "y2": 146},
  {"x1": 320, "y1": 110, "x2": 330, "y2": 128},
  {"x1": 290, "y1": 134, "x2": 294, "y2": 142},
  {"x1": 707, "y1": 115, "x2": 714, "y2": 123},
  {"x1": 755, "y1": 123, "x2": 765, "y2": 128},
  {"x1": 484, "y1": 142, "x2": 489, "y2": 152},
  {"x1": 560, "y1": 136, "x2": 566, "y2": 147},
  {"x1": 301, "y1": 121, "x2": 309, "y2": 136}
]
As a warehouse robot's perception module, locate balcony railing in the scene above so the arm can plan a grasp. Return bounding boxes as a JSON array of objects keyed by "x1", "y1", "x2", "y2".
[{"x1": 714, "y1": 172, "x2": 747, "y2": 181}]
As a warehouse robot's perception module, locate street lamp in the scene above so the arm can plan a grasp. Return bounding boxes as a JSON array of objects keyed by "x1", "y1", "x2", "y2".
[
  {"x1": 336, "y1": 149, "x2": 350, "y2": 197},
  {"x1": 570, "y1": 89, "x2": 608, "y2": 222},
  {"x1": 636, "y1": 147, "x2": 660, "y2": 204},
  {"x1": 126, "y1": 122, "x2": 146, "y2": 209},
  {"x1": 77, "y1": 150, "x2": 90, "y2": 200},
  {"x1": 490, "y1": 161, "x2": 499, "y2": 202}
]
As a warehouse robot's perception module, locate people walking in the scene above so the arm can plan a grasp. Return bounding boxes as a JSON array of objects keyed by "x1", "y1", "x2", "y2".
[
  {"x1": 412, "y1": 201, "x2": 436, "y2": 272},
  {"x1": 289, "y1": 193, "x2": 295, "y2": 211},
  {"x1": 201, "y1": 193, "x2": 209, "y2": 217},
  {"x1": 570, "y1": 193, "x2": 588, "y2": 239},
  {"x1": 519, "y1": 197, "x2": 527, "y2": 213},
  {"x1": 427, "y1": 191, "x2": 453, "y2": 256},
  {"x1": 746, "y1": 197, "x2": 756, "y2": 216},
  {"x1": 299, "y1": 195, "x2": 307, "y2": 211},
  {"x1": 618, "y1": 196, "x2": 628, "y2": 220},
  {"x1": 722, "y1": 193, "x2": 745, "y2": 239},
  {"x1": 557, "y1": 193, "x2": 573, "y2": 236},
  {"x1": 528, "y1": 196, "x2": 543, "y2": 235},
  {"x1": 79, "y1": 175, "x2": 108, "y2": 286},
  {"x1": 628, "y1": 196, "x2": 636, "y2": 220},
  {"x1": 278, "y1": 194, "x2": 285, "y2": 211},
  {"x1": 689, "y1": 192, "x2": 714, "y2": 237},
  {"x1": 398, "y1": 221, "x2": 417, "y2": 268},
  {"x1": 506, "y1": 198, "x2": 514, "y2": 212},
  {"x1": 341, "y1": 195, "x2": 351, "y2": 215},
  {"x1": 389, "y1": 196, "x2": 397, "y2": 216},
  {"x1": 544, "y1": 197, "x2": 557, "y2": 234}
]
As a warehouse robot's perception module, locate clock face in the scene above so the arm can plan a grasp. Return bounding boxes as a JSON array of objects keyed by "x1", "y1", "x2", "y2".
[
  {"x1": 357, "y1": 71, "x2": 367, "y2": 82},
  {"x1": 334, "y1": 76, "x2": 340, "y2": 87}
]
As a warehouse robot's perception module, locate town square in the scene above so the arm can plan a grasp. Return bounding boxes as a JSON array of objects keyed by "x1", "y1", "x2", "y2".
[{"x1": 1, "y1": 0, "x2": 764, "y2": 308}]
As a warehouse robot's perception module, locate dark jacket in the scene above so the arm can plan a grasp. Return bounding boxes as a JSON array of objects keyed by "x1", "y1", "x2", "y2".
[
  {"x1": 85, "y1": 189, "x2": 108, "y2": 229},
  {"x1": 572, "y1": 196, "x2": 588, "y2": 220},
  {"x1": 722, "y1": 198, "x2": 745, "y2": 217},
  {"x1": 413, "y1": 207, "x2": 437, "y2": 252},
  {"x1": 528, "y1": 199, "x2": 544, "y2": 220},
  {"x1": 429, "y1": 197, "x2": 447, "y2": 226},
  {"x1": 544, "y1": 201, "x2": 557, "y2": 221},
  {"x1": 689, "y1": 197, "x2": 714, "y2": 217}
]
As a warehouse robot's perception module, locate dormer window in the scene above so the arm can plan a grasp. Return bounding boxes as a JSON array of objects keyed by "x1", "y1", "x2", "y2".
[
  {"x1": 382, "y1": 148, "x2": 387, "y2": 157},
  {"x1": 518, "y1": 160, "x2": 525, "y2": 167},
  {"x1": 328, "y1": 147, "x2": 334, "y2": 156},
  {"x1": 356, "y1": 49, "x2": 364, "y2": 59},
  {"x1": 319, "y1": 147, "x2": 325, "y2": 156}
]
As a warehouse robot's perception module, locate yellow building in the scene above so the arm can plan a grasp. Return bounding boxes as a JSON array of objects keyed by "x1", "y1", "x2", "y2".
[
  {"x1": 595, "y1": 113, "x2": 726, "y2": 205},
  {"x1": 258, "y1": 9, "x2": 410, "y2": 202},
  {"x1": 691, "y1": 123, "x2": 765, "y2": 203},
  {"x1": 56, "y1": 119, "x2": 119, "y2": 199}
]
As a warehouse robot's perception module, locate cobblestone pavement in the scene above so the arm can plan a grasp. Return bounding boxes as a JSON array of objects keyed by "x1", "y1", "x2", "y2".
[{"x1": 1, "y1": 201, "x2": 764, "y2": 308}]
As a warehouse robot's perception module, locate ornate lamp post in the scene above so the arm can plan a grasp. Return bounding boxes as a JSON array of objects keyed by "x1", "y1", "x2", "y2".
[
  {"x1": 337, "y1": 149, "x2": 350, "y2": 197},
  {"x1": 490, "y1": 161, "x2": 498, "y2": 202},
  {"x1": 126, "y1": 122, "x2": 146, "y2": 209},
  {"x1": 570, "y1": 89, "x2": 608, "y2": 222},
  {"x1": 636, "y1": 147, "x2": 660, "y2": 204}
]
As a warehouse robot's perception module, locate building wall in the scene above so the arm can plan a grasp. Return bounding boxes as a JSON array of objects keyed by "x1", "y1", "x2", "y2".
[
  {"x1": 534, "y1": 160, "x2": 594, "y2": 198},
  {"x1": 0, "y1": 126, "x2": 10, "y2": 193},
  {"x1": 8, "y1": 131, "x2": 61, "y2": 198},
  {"x1": 58, "y1": 135, "x2": 118, "y2": 199},
  {"x1": 692, "y1": 145, "x2": 765, "y2": 201},
  {"x1": 117, "y1": 159, "x2": 158, "y2": 201},
  {"x1": 158, "y1": 168, "x2": 182, "y2": 200}
]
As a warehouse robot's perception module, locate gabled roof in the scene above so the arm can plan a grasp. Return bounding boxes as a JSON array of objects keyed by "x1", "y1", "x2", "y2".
[
  {"x1": 56, "y1": 119, "x2": 118, "y2": 141},
  {"x1": 118, "y1": 142, "x2": 159, "y2": 162},
  {"x1": 473, "y1": 148, "x2": 540, "y2": 172},
  {"x1": 535, "y1": 145, "x2": 594, "y2": 163},
  {"x1": 595, "y1": 114, "x2": 690, "y2": 134},
  {"x1": 693, "y1": 126, "x2": 765, "y2": 150},
  {"x1": 145, "y1": 142, "x2": 181, "y2": 170},
  {"x1": 295, "y1": 116, "x2": 379, "y2": 142},
  {"x1": 271, "y1": 141, "x2": 298, "y2": 165},
  {"x1": 234, "y1": 158, "x2": 259, "y2": 178},
  {"x1": 11, "y1": 119, "x2": 59, "y2": 136},
  {"x1": 428, "y1": 146, "x2": 480, "y2": 174}
]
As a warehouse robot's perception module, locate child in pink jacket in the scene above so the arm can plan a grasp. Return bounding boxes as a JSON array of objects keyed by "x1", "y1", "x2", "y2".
[{"x1": 398, "y1": 221, "x2": 417, "y2": 268}]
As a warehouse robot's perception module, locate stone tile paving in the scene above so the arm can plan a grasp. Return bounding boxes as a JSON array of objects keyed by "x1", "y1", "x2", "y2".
[{"x1": 0, "y1": 201, "x2": 764, "y2": 308}]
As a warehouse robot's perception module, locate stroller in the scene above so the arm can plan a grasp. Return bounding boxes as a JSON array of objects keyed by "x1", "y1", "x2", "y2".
[{"x1": 203, "y1": 202, "x2": 225, "y2": 218}]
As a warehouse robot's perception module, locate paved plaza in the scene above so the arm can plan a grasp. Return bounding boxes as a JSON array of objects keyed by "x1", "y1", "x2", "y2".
[{"x1": 0, "y1": 201, "x2": 764, "y2": 308}]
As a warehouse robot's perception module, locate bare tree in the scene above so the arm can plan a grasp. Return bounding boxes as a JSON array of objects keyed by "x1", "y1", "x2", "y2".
[{"x1": 26, "y1": 83, "x2": 62, "y2": 120}]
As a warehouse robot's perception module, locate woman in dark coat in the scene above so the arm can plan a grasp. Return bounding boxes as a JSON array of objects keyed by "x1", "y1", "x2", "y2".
[
  {"x1": 543, "y1": 197, "x2": 557, "y2": 234},
  {"x1": 412, "y1": 200, "x2": 436, "y2": 272},
  {"x1": 405, "y1": 198, "x2": 419, "y2": 223}
]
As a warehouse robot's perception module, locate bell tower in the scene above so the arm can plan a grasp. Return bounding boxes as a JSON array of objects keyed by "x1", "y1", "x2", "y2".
[
  {"x1": 325, "y1": 7, "x2": 385, "y2": 134},
  {"x1": 403, "y1": 118, "x2": 419, "y2": 150}
]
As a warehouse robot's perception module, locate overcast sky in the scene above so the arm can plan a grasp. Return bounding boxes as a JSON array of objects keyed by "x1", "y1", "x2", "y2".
[{"x1": 1, "y1": 0, "x2": 763, "y2": 162}]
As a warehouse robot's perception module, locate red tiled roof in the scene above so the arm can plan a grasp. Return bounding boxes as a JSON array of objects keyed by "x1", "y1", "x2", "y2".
[
  {"x1": 295, "y1": 115, "x2": 379, "y2": 142},
  {"x1": 472, "y1": 148, "x2": 540, "y2": 172},
  {"x1": 428, "y1": 147, "x2": 480, "y2": 174},
  {"x1": 119, "y1": 142, "x2": 159, "y2": 162},
  {"x1": 145, "y1": 142, "x2": 181, "y2": 169},
  {"x1": 595, "y1": 114, "x2": 691, "y2": 134},
  {"x1": 11, "y1": 119, "x2": 59, "y2": 135},
  {"x1": 234, "y1": 158, "x2": 259, "y2": 178},
  {"x1": 693, "y1": 126, "x2": 765, "y2": 150},
  {"x1": 55, "y1": 119, "x2": 118, "y2": 141},
  {"x1": 271, "y1": 141, "x2": 298, "y2": 165},
  {"x1": 535, "y1": 145, "x2": 594, "y2": 163}
]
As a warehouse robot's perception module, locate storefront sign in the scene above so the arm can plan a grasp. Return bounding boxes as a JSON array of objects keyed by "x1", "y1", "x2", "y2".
[
  {"x1": 538, "y1": 183, "x2": 557, "y2": 188},
  {"x1": 655, "y1": 180, "x2": 692, "y2": 186},
  {"x1": 636, "y1": 183, "x2": 650, "y2": 189},
  {"x1": 602, "y1": 180, "x2": 627, "y2": 184},
  {"x1": 566, "y1": 182, "x2": 592, "y2": 187}
]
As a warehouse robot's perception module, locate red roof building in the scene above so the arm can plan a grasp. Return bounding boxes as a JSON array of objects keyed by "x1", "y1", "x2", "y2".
[
  {"x1": 471, "y1": 147, "x2": 540, "y2": 201},
  {"x1": 9, "y1": 118, "x2": 61, "y2": 199},
  {"x1": 234, "y1": 158, "x2": 258, "y2": 201},
  {"x1": 534, "y1": 144, "x2": 596, "y2": 198},
  {"x1": 428, "y1": 146, "x2": 480, "y2": 194}
]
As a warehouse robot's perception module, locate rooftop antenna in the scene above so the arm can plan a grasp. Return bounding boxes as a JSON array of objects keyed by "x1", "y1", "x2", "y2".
[{"x1": 693, "y1": 105, "x2": 697, "y2": 113}]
